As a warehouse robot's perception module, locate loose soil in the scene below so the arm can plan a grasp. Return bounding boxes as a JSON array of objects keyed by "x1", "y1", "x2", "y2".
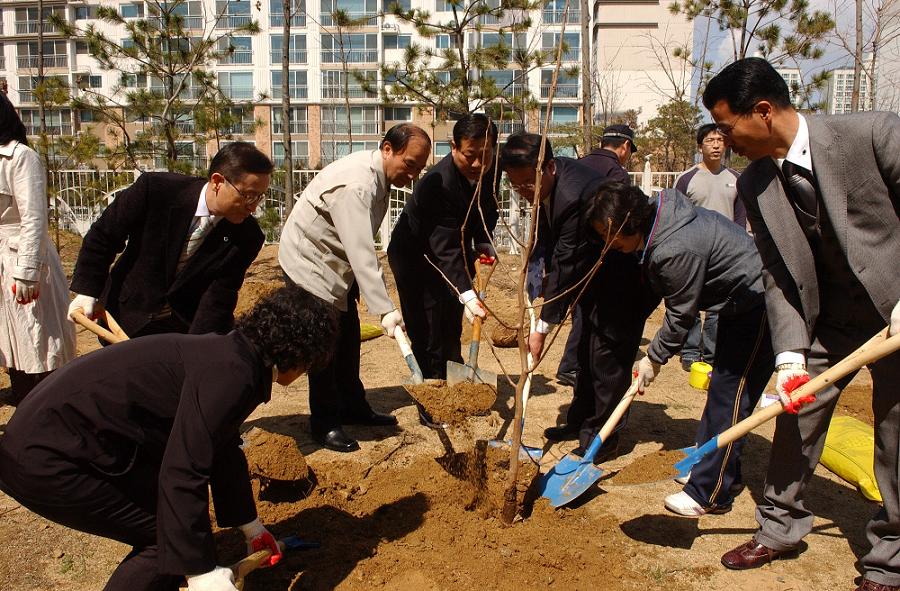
[
  {"x1": 0, "y1": 241, "x2": 884, "y2": 591},
  {"x1": 610, "y1": 449, "x2": 688, "y2": 485},
  {"x1": 243, "y1": 427, "x2": 310, "y2": 482},
  {"x1": 405, "y1": 381, "x2": 497, "y2": 425}
]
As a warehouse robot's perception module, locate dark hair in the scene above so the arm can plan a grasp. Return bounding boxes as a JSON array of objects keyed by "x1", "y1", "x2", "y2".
[
  {"x1": 209, "y1": 141, "x2": 274, "y2": 182},
  {"x1": 452, "y1": 113, "x2": 498, "y2": 146},
  {"x1": 586, "y1": 182, "x2": 656, "y2": 238},
  {"x1": 0, "y1": 93, "x2": 28, "y2": 147},
  {"x1": 380, "y1": 123, "x2": 431, "y2": 151},
  {"x1": 236, "y1": 284, "x2": 338, "y2": 373},
  {"x1": 702, "y1": 57, "x2": 792, "y2": 114},
  {"x1": 499, "y1": 132, "x2": 553, "y2": 170},
  {"x1": 696, "y1": 123, "x2": 719, "y2": 144},
  {"x1": 600, "y1": 137, "x2": 628, "y2": 151}
]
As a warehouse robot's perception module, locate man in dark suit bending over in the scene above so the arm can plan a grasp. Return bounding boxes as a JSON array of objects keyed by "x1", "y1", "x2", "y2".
[{"x1": 67, "y1": 142, "x2": 271, "y2": 337}]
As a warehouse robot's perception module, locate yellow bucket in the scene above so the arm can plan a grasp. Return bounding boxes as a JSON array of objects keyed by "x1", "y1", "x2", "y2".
[{"x1": 689, "y1": 361, "x2": 713, "y2": 390}]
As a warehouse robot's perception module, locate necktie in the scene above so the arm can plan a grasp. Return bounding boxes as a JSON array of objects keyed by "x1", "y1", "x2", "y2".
[
  {"x1": 781, "y1": 161, "x2": 818, "y2": 218},
  {"x1": 177, "y1": 216, "x2": 213, "y2": 274}
]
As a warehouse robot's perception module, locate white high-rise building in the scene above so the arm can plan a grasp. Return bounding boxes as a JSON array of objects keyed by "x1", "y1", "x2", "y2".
[
  {"x1": 775, "y1": 67, "x2": 804, "y2": 107},
  {"x1": 0, "y1": 0, "x2": 691, "y2": 167},
  {"x1": 825, "y1": 55, "x2": 874, "y2": 115}
]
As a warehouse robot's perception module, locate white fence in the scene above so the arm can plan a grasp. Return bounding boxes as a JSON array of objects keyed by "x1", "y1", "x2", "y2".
[{"x1": 50, "y1": 169, "x2": 681, "y2": 249}]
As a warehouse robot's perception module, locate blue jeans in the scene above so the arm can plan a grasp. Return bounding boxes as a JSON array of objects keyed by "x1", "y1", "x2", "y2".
[{"x1": 682, "y1": 311, "x2": 718, "y2": 363}]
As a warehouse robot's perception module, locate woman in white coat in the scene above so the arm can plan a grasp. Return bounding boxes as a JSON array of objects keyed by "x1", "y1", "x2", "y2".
[{"x1": 0, "y1": 93, "x2": 75, "y2": 404}]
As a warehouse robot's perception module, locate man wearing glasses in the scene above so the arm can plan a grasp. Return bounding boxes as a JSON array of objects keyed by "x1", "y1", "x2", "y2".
[
  {"x1": 674, "y1": 124, "x2": 747, "y2": 372},
  {"x1": 68, "y1": 141, "x2": 272, "y2": 338},
  {"x1": 704, "y1": 58, "x2": 900, "y2": 591}
]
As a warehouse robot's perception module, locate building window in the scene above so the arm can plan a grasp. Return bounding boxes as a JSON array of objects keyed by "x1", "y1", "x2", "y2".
[
  {"x1": 383, "y1": 33, "x2": 411, "y2": 49},
  {"x1": 383, "y1": 106, "x2": 411, "y2": 121},
  {"x1": 321, "y1": 70, "x2": 377, "y2": 99},
  {"x1": 384, "y1": 0, "x2": 411, "y2": 9},
  {"x1": 542, "y1": 32, "x2": 579, "y2": 61},
  {"x1": 272, "y1": 141, "x2": 310, "y2": 166},
  {"x1": 215, "y1": 0, "x2": 253, "y2": 28},
  {"x1": 320, "y1": 140, "x2": 379, "y2": 164},
  {"x1": 271, "y1": 70, "x2": 308, "y2": 99},
  {"x1": 541, "y1": 69, "x2": 578, "y2": 98},
  {"x1": 270, "y1": 0, "x2": 306, "y2": 26},
  {"x1": 272, "y1": 106, "x2": 309, "y2": 134},
  {"x1": 120, "y1": 3, "x2": 144, "y2": 18},
  {"x1": 321, "y1": 33, "x2": 378, "y2": 63},
  {"x1": 218, "y1": 71, "x2": 255, "y2": 100},
  {"x1": 74, "y1": 6, "x2": 96, "y2": 20},
  {"x1": 219, "y1": 36, "x2": 253, "y2": 64},
  {"x1": 321, "y1": 105, "x2": 381, "y2": 135},
  {"x1": 435, "y1": 141, "x2": 451, "y2": 157},
  {"x1": 320, "y1": 0, "x2": 378, "y2": 25},
  {"x1": 270, "y1": 34, "x2": 307, "y2": 64}
]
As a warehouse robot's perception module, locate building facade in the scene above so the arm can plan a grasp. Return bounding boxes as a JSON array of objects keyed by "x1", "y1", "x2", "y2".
[{"x1": 824, "y1": 55, "x2": 874, "y2": 115}]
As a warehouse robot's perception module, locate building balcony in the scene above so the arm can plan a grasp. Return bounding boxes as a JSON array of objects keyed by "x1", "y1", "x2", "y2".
[
  {"x1": 542, "y1": 48, "x2": 580, "y2": 62},
  {"x1": 220, "y1": 51, "x2": 254, "y2": 64},
  {"x1": 270, "y1": 14, "x2": 306, "y2": 27},
  {"x1": 215, "y1": 14, "x2": 253, "y2": 28},
  {"x1": 320, "y1": 121, "x2": 382, "y2": 135},
  {"x1": 320, "y1": 85, "x2": 376, "y2": 99},
  {"x1": 496, "y1": 120, "x2": 525, "y2": 135},
  {"x1": 542, "y1": 9, "x2": 580, "y2": 24},
  {"x1": 175, "y1": 121, "x2": 195, "y2": 133},
  {"x1": 271, "y1": 86, "x2": 308, "y2": 99},
  {"x1": 17, "y1": 55, "x2": 68, "y2": 69},
  {"x1": 321, "y1": 49, "x2": 377, "y2": 63},
  {"x1": 25, "y1": 123, "x2": 73, "y2": 136},
  {"x1": 152, "y1": 15, "x2": 203, "y2": 29},
  {"x1": 272, "y1": 121, "x2": 309, "y2": 134},
  {"x1": 219, "y1": 85, "x2": 255, "y2": 99},
  {"x1": 18, "y1": 91, "x2": 37, "y2": 104},
  {"x1": 223, "y1": 122, "x2": 257, "y2": 135},
  {"x1": 270, "y1": 49, "x2": 308, "y2": 64},
  {"x1": 319, "y1": 12, "x2": 378, "y2": 26},
  {"x1": 15, "y1": 21, "x2": 60, "y2": 35},
  {"x1": 540, "y1": 83, "x2": 578, "y2": 98}
]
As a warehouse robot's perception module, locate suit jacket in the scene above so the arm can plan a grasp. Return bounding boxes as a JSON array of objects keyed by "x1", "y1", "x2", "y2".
[
  {"x1": 579, "y1": 148, "x2": 631, "y2": 184},
  {"x1": 70, "y1": 172, "x2": 264, "y2": 336},
  {"x1": 738, "y1": 111, "x2": 900, "y2": 354},
  {"x1": 388, "y1": 153, "x2": 500, "y2": 294},
  {"x1": 278, "y1": 150, "x2": 394, "y2": 314},
  {"x1": 0, "y1": 331, "x2": 268, "y2": 575}
]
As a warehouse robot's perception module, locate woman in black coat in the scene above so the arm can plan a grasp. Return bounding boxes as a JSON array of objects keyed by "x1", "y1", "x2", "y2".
[{"x1": 0, "y1": 285, "x2": 337, "y2": 591}]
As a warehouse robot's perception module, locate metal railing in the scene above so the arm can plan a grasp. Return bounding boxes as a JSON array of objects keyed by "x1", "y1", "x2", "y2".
[
  {"x1": 541, "y1": 48, "x2": 580, "y2": 62},
  {"x1": 496, "y1": 120, "x2": 525, "y2": 135},
  {"x1": 17, "y1": 55, "x2": 68, "y2": 69},
  {"x1": 270, "y1": 13, "x2": 306, "y2": 27},
  {"x1": 319, "y1": 12, "x2": 378, "y2": 25},
  {"x1": 220, "y1": 51, "x2": 253, "y2": 64},
  {"x1": 15, "y1": 21, "x2": 60, "y2": 34},
  {"x1": 272, "y1": 120, "x2": 309, "y2": 134},
  {"x1": 320, "y1": 85, "x2": 376, "y2": 99},
  {"x1": 541, "y1": 83, "x2": 578, "y2": 98},
  {"x1": 270, "y1": 49, "x2": 308, "y2": 64},
  {"x1": 542, "y1": 9, "x2": 580, "y2": 23},
  {"x1": 215, "y1": 14, "x2": 253, "y2": 28},
  {"x1": 270, "y1": 86, "x2": 308, "y2": 99},
  {"x1": 320, "y1": 121, "x2": 382, "y2": 135},
  {"x1": 25, "y1": 124, "x2": 73, "y2": 135},
  {"x1": 219, "y1": 85, "x2": 255, "y2": 99},
  {"x1": 321, "y1": 49, "x2": 378, "y2": 63}
]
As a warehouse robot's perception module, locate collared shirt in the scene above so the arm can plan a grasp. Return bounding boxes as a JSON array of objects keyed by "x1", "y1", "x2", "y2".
[
  {"x1": 774, "y1": 113, "x2": 813, "y2": 174},
  {"x1": 194, "y1": 183, "x2": 220, "y2": 226}
]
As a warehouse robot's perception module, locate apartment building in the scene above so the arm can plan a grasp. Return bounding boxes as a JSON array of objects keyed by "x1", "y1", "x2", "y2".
[
  {"x1": 824, "y1": 55, "x2": 874, "y2": 115},
  {"x1": 775, "y1": 67, "x2": 804, "y2": 107},
  {"x1": 0, "y1": 0, "x2": 690, "y2": 168}
]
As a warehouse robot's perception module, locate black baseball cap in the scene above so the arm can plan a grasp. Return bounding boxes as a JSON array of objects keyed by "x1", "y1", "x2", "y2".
[{"x1": 602, "y1": 124, "x2": 638, "y2": 153}]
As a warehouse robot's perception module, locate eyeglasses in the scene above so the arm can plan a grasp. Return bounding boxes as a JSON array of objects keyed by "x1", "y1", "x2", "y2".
[
  {"x1": 715, "y1": 114, "x2": 743, "y2": 137},
  {"x1": 702, "y1": 136, "x2": 725, "y2": 146},
  {"x1": 224, "y1": 177, "x2": 266, "y2": 207}
]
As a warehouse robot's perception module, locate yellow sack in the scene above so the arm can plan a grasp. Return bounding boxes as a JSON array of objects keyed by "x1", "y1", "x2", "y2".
[
  {"x1": 360, "y1": 323, "x2": 383, "y2": 342},
  {"x1": 820, "y1": 416, "x2": 882, "y2": 502}
]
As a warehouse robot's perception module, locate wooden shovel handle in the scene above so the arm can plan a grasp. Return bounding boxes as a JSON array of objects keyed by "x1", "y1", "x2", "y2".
[
  {"x1": 597, "y1": 376, "x2": 640, "y2": 443},
  {"x1": 71, "y1": 309, "x2": 129, "y2": 344},
  {"x1": 230, "y1": 540, "x2": 288, "y2": 589},
  {"x1": 716, "y1": 327, "x2": 899, "y2": 450}
]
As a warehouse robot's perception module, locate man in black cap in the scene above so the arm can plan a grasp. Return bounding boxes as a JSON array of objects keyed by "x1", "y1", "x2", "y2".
[{"x1": 580, "y1": 124, "x2": 637, "y2": 182}]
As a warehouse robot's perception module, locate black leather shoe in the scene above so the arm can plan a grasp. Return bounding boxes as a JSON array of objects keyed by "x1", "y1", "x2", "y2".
[
  {"x1": 556, "y1": 370, "x2": 578, "y2": 387},
  {"x1": 313, "y1": 428, "x2": 360, "y2": 453},
  {"x1": 342, "y1": 409, "x2": 398, "y2": 427},
  {"x1": 544, "y1": 423, "x2": 580, "y2": 441}
]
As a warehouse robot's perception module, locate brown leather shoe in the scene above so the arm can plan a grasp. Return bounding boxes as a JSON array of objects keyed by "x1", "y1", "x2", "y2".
[
  {"x1": 721, "y1": 539, "x2": 798, "y2": 570},
  {"x1": 856, "y1": 579, "x2": 900, "y2": 591}
]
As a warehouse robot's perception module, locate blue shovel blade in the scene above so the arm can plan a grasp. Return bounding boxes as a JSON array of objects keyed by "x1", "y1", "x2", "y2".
[
  {"x1": 282, "y1": 536, "x2": 321, "y2": 551},
  {"x1": 674, "y1": 437, "x2": 718, "y2": 478},
  {"x1": 487, "y1": 439, "x2": 543, "y2": 461},
  {"x1": 539, "y1": 453, "x2": 604, "y2": 508}
]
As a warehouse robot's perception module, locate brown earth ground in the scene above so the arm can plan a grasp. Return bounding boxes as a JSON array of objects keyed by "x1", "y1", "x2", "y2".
[{"x1": 0, "y1": 240, "x2": 881, "y2": 591}]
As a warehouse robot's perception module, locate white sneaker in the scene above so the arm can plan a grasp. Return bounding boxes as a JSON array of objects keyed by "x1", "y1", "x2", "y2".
[
  {"x1": 664, "y1": 491, "x2": 732, "y2": 517},
  {"x1": 674, "y1": 471, "x2": 690, "y2": 485}
]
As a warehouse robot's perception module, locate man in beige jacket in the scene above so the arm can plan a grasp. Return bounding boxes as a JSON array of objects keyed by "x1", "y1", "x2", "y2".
[{"x1": 279, "y1": 123, "x2": 431, "y2": 452}]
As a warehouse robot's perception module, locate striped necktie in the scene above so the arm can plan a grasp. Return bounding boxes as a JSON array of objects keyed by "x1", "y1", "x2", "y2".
[{"x1": 177, "y1": 215, "x2": 213, "y2": 274}]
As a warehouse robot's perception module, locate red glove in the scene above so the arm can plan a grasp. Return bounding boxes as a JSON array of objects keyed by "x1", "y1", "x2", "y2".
[
  {"x1": 240, "y1": 519, "x2": 282, "y2": 568},
  {"x1": 779, "y1": 373, "x2": 813, "y2": 414},
  {"x1": 478, "y1": 253, "x2": 496, "y2": 266}
]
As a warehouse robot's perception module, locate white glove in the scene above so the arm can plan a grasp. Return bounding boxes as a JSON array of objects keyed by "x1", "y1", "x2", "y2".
[
  {"x1": 636, "y1": 356, "x2": 661, "y2": 392},
  {"x1": 463, "y1": 298, "x2": 487, "y2": 323},
  {"x1": 186, "y1": 566, "x2": 238, "y2": 591},
  {"x1": 890, "y1": 298, "x2": 900, "y2": 337},
  {"x1": 239, "y1": 518, "x2": 282, "y2": 567},
  {"x1": 13, "y1": 278, "x2": 39, "y2": 304},
  {"x1": 380, "y1": 308, "x2": 405, "y2": 338},
  {"x1": 775, "y1": 363, "x2": 810, "y2": 398},
  {"x1": 68, "y1": 293, "x2": 99, "y2": 320}
]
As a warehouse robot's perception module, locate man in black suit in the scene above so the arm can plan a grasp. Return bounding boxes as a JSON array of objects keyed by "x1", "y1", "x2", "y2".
[
  {"x1": 501, "y1": 132, "x2": 655, "y2": 458},
  {"x1": 387, "y1": 114, "x2": 500, "y2": 379},
  {"x1": 68, "y1": 142, "x2": 272, "y2": 337},
  {"x1": 580, "y1": 123, "x2": 636, "y2": 182},
  {"x1": 0, "y1": 286, "x2": 338, "y2": 591}
]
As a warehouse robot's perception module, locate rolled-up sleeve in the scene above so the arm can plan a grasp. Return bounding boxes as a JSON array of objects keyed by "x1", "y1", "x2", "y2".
[{"x1": 12, "y1": 147, "x2": 47, "y2": 281}]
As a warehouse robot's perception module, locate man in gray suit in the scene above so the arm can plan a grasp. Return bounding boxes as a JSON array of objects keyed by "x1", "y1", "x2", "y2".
[
  {"x1": 279, "y1": 123, "x2": 431, "y2": 452},
  {"x1": 703, "y1": 58, "x2": 900, "y2": 591}
]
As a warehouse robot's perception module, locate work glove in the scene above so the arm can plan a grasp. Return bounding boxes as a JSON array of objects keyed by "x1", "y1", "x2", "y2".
[
  {"x1": 776, "y1": 363, "x2": 813, "y2": 414},
  {"x1": 239, "y1": 518, "x2": 282, "y2": 567},
  {"x1": 185, "y1": 566, "x2": 239, "y2": 591},
  {"x1": 380, "y1": 308, "x2": 405, "y2": 338},
  {"x1": 68, "y1": 293, "x2": 100, "y2": 320},
  {"x1": 890, "y1": 298, "x2": 900, "y2": 337},
  {"x1": 636, "y1": 356, "x2": 661, "y2": 392},
  {"x1": 12, "y1": 278, "x2": 39, "y2": 304},
  {"x1": 464, "y1": 298, "x2": 487, "y2": 323},
  {"x1": 475, "y1": 242, "x2": 497, "y2": 264}
]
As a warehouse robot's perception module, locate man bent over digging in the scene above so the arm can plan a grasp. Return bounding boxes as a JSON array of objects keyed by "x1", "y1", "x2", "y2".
[{"x1": 0, "y1": 285, "x2": 337, "y2": 591}]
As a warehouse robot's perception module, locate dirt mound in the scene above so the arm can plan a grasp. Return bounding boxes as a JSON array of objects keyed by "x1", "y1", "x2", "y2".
[
  {"x1": 610, "y1": 449, "x2": 687, "y2": 485},
  {"x1": 243, "y1": 428, "x2": 309, "y2": 481},
  {"x1": 490, "y1": 324, "x2": 520, "y2": 348},
  {"x1": 405, "y1": 381, "x2": 496, "y2": 425}
]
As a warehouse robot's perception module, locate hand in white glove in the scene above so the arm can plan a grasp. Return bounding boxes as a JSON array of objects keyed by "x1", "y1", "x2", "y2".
[
  {"x1": 12, "y1": 278, "x2": 39, "y2": 304},
  {"x1": 636, "y1": 356, "x2": 661, "y2": 392},
  {"x1": 775, "y1": 363, "x2": 813, "y2": 414},
  {"x1": 185, "y1": 566, "x2": 238, "y2": 591},
  {"x1": 68, "y1": 293, "x2": 100, "y2": 321},
  {"x1": 239, "y1": 518, "x2": 282, "y2": 567},
  {"x1": 380, "y1": 308, "x2": 405, "y2": 338},
  {"x1": 890, "y1": 298, "x2": 900, "y2": 337},
  {"x1": 464, "y1": 298, "x2": 487, "y2": 324}
]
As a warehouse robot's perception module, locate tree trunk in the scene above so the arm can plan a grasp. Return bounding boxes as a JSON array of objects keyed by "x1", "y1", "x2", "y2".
[
  {"x1": 580, "y1": 0, "x2": 592, "y2": 156},
  {"x1": 282, "y1": 0, "x2": 294, "y2": 221},
  {"x1": 851, "y1": 0, "x2": 863, "y2": 111}
]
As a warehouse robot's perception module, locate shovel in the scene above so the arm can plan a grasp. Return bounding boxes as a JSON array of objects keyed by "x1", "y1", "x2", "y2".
[
  {"x1": 70, "y1": 309, "x2": 129, "y2": 344},
  {"x1": 394, "y1": 327, "x2": 424, "y2": 385},
  {"x1": 447, "y1": 259, "x2": 498, "y2": 388},
  {"x1": 539, "y1": 374, "x2": 641, "y2": 508},
  {"x1": 230, "y1": 535, "x2": 320, "y2": 590},
  {"x1": 676, "y1": 327, "x2": 900, "y2": 479}
]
